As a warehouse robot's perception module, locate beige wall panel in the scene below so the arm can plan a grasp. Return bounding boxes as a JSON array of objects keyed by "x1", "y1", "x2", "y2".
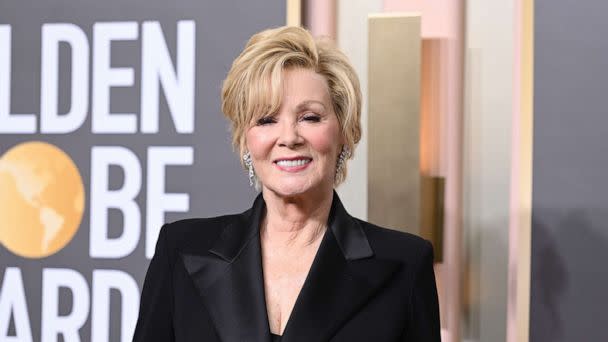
[
  {"x1": 507, "y1": 0, "x2": 533, "y2": 341},
  {"x1": 463, "y1": 0, "x2": 515, "y2": 340},
  {"x1": 286, "y1": 0, "x2": 301, "y2": 26},
  {"x1": 368, "y1": 14, "x2": 421, "y2": 234},
  {"x1": 336, "y1": 0, "x2": 383, "y2": 220}
]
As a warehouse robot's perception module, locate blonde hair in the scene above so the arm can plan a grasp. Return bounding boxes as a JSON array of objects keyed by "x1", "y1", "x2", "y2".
[{"x1": 221, "y1": 26, "x2": 361, "y2": 185}]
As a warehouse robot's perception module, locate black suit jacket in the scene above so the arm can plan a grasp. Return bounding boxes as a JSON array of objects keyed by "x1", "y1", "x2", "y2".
[{"x1": 133, "y1": 192, "x2": 440, "y2": 341}]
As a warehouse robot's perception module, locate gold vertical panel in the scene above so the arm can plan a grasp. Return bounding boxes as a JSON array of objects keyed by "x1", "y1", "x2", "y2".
[
  {"x1": 368, "y1": 13, "x2": 421, "y2": 235},
  {"x1": 286, "y1": 0, "x2": 302, "y2": 27},
  {"x1": 421, "y1": 176, "x2": 445, "y2": 261},
  {"x1": 516, "y1": 0, "x2": 533, "y2": 340},
  {"x1": 420, "y1": 38, "x2": 443, "y2": 176}
]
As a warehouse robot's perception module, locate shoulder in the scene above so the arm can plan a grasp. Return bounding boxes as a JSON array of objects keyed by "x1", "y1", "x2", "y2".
[
  {"x1": 356, "y1": 218, "x2": 434, "y2": 265},
  {"x1": 160, "y1": 209, "x2": 250, "y2": 252}
]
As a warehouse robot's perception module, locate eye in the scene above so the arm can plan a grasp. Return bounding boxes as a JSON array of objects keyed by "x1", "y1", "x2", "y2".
[
  {"x1": 302, "y1": 114, "x2": 321, "y2": 123},
  {"x1": 256, "y1": 116, "x2": 276, "y2": 126}
]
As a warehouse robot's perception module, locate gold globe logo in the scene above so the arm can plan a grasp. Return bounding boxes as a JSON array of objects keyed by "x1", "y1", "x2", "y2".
[{"x1": 0, "y1": 141, "x2": 85, "y2": 258}]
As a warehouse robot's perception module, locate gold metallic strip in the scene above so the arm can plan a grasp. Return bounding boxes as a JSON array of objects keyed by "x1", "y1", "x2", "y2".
[
  {"x1": 368, "y1": 13, "x2": 421, "y2": 236},
  {"x1": 420, "y1": 176, "x2": 445, "y2": 261},
  {"x1": 286, "y1": 0, "x2": 302, "y2": 27},
  {"x1": 517, "y1": 0, "x2": 534, "y2": 340}
]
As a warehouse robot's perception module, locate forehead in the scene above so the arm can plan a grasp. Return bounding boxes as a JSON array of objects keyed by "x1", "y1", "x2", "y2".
[
  {"x1": 248, "y1": 67, "x2": 332, "y2": 122},
  {"x1": 281, "y1": 68, "x2": 330, "y2": 104}
]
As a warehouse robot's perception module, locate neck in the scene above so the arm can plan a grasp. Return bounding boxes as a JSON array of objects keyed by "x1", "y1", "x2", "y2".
[{"x1": 260, "y1": 188, "x2": 333, "y2": 248}]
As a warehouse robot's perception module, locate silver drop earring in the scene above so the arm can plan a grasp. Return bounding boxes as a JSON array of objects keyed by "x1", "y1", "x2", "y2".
[
  {"x1": 242, "y1": 151, "x2": 255, "y2": 187},
  {"x1": 336, "y1": 146, "x2": 350, "y2": 178}
]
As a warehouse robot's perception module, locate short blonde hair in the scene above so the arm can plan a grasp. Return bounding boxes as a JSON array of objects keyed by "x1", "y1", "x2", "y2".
[{"x1": 221, "y1": 26, "x2": 362, "y2": 185}]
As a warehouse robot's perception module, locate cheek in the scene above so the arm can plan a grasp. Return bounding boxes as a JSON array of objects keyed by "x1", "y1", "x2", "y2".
[
  {"x1": 307, "y1": 126, "x2": 341, "y2": 158},
  {"x1": 245, "y1": 128, "x2": 275, "y2": 159}
]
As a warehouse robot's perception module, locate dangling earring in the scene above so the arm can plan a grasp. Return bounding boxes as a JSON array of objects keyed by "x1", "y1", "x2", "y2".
[
  {"x1": 242, "y1": 151, "x2": 255, "y2": 187},
  {"x1": 336, "y1": 145, "x2": 351, "y2": 179}
]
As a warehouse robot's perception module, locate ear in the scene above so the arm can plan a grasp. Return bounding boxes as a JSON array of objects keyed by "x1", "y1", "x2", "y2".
[{"x1": 239, "y1": 138, "x2": 249, "y2": 167}]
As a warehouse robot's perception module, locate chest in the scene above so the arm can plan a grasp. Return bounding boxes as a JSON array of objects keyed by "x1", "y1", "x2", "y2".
[{"x1": 262, "y1": 246, "x2": 318, "y2": 334}]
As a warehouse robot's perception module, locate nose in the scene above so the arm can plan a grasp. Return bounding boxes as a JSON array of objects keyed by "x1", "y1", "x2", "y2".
[{"x1": 277, "y1": 120, "x2": 303, "y2": 148}]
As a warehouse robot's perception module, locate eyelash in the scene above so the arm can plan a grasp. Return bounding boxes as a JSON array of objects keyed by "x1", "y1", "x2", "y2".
[
  {"x1": 302, "y1": 114, "x2": 321, "y2": 122},
  {"x1": 255, "y1": 114, "x2": 321, "y2": 126},
  {"x1": 256, "y1": 117, "x2": 276, "y2": 125}
]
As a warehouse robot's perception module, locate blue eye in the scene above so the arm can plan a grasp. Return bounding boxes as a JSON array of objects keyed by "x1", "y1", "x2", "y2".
[{"x1": 256, "y1": 116, "x2": 276, "y2": 125}]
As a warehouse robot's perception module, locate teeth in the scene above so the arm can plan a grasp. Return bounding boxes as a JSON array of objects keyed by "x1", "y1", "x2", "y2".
[{"x1": 276, "y1": 159, "x2": 311, "y2": 167}]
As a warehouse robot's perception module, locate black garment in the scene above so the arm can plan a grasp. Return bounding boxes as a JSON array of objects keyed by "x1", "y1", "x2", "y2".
[
  {"x1": 271, "y1": 333, "x2": 282, "y2": 342},
  {"x1": 133, "y1": 191, "x2": 441, "y2": 341}
]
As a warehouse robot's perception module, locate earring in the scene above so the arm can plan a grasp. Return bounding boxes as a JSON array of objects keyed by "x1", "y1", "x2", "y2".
[
  {"x1": 243, "y1": 151, "x2": 255, "y2": 187},
  {"x1": 336, "y1": 146, "x2": 351, "y2": 178}
]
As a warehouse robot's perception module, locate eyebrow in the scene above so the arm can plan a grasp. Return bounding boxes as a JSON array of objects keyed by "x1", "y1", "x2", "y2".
[{"x1": 295, "y1": 100, "x2": 327, "y2": 112}]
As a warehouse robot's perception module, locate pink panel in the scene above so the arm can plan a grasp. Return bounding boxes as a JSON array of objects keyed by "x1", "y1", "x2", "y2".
[{"x1": 305, "y1": 0, "x2": 336, "y2": 38}]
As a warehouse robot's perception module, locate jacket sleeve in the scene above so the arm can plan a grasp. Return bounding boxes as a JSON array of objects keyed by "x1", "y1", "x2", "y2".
[
  {"x1": 402, "y1": 240, "x2": 441, "y2": 341},
  {"x1": 132, "y1": 224, "x2": 175, "y2": 341}
]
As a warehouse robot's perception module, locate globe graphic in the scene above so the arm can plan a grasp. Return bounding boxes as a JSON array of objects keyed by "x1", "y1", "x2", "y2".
[{"x1": 0, "y1": 141, "x2": 85, "y2": 258}]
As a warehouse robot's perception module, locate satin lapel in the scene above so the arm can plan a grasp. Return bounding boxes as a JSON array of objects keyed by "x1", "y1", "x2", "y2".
[
  {"x1": 180, "y1": 194, "x2": 271, "y2": 342},
  {"x1": 280, "y1": 194, "x2": 401, "y2": 342}
]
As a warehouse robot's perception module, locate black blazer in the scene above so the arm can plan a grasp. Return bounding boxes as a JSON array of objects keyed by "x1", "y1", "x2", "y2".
[{"x1": 133, "y1": 192, "x2": 440, "y2": 341}]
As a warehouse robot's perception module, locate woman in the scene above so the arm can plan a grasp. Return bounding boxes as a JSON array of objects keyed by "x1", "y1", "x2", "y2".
[{"x1": 133, "y1": 26, "x2": 440, "y2": 342}]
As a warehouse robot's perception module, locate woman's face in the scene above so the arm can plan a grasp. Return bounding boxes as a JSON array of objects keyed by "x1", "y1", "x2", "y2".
[{"x1": 245, "y1": 68, "x2": 343, "y2": 198}]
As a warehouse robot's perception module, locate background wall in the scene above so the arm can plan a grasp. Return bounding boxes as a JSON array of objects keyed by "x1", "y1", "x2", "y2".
[
  {"x1": 531, "y1": 0, "x2": 608, "y2": 340},
  {"x1": 0, "y1": 1, "x2": 284, "y2": 340},
  {"x1": 462, "y1": 0, "x2": 515, "y2": 340}
]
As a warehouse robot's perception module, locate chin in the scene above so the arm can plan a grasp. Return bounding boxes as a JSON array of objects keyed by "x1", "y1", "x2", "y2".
[
  {"x1": 262, "y1": 178, "x2": 330, "y2": 199},
  {"x1": 265, "y1": 184, "x2": 311, "y2": 198}
]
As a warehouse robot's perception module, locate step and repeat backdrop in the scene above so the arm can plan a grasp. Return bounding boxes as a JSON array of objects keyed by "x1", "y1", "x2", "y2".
[{"x1": 0, "y1": 1, "x2": 284, "y2": 340}]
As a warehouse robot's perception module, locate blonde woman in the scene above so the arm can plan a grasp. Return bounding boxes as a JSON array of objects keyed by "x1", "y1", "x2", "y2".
[{"x1": 133, "y1": 26, "x2": 440, "y2": 342}]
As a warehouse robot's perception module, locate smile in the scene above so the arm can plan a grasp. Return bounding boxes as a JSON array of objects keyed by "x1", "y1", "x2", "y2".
[
  {"x1": 275, "y1": 159, "x2": 311, "y2": 167},
  {"x1": 274, "y1": 158, "x2": 312, "y2": 172}
]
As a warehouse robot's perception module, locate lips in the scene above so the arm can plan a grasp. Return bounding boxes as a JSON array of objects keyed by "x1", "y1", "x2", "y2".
[
  {"x1": 275, "y1": 159, "x2": 311, "y2": 167},
  {"x1": 273, "y1": 157, "x2": 312, "y2": 171}
]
